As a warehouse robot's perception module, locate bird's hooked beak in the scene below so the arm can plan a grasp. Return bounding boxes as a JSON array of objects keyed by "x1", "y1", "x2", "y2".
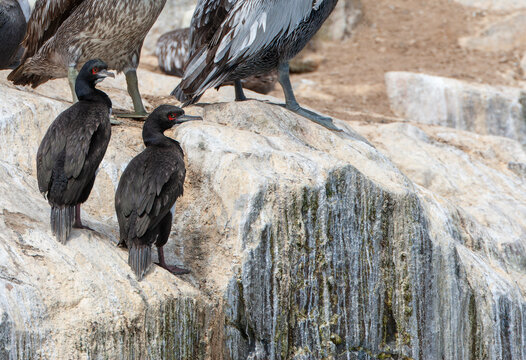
[
  {"x1": 98, "y1": 69, "x2": 115, "y2": 79},
  {"x1": 94, "y1": 69, "x2": 115, "y2": 84},
  {"x1": 177, "y1": 114, "x2": 203, "y2": 123}
]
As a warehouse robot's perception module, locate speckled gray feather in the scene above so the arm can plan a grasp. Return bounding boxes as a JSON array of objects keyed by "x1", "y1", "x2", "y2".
[
  {"x1": 174, "y1": 0, "x2": 337, "y2": 104},
  {"x1": 156, "y1": 27, "x2": 277, "y2": 94},
  {"x1": 156, "y1": 28, "x2": 189, "y2": 77}
]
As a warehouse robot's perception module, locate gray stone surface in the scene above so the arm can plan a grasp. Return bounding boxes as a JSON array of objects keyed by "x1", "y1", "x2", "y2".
[
  {"x1": 385, "y1": 71, "x2": 526, "y2": 147},
  {"x1": 0, "y1": 67, "x2": 525, "y2": 359}
]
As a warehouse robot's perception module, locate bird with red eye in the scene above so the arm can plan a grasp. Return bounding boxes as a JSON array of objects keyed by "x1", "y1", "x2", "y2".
[
  {"x1": 36, "y1": 59, "x2": 114, "y2": 244},
  {"x1": 115, "y1": 105, "x2": 202, "y2": 280}
]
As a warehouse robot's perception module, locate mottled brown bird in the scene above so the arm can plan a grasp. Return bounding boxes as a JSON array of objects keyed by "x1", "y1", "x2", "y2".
[
  {"x1": 115, "y1": 105, "x2": 201, "y2": 280},
  {"x1": 156, "y1": 27, "x2": 277, "y2": 94},
  {"x1": 8, "y1": 0, "x2": 166, "y2": 117},
  {"x1": 37, "y1": 59, "x2": 114, "y2": 243}
]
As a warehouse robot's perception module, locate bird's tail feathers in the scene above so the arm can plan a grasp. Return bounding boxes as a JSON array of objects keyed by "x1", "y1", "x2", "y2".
[
  {"x1": 50, "y1": 205, "x2": 75, "y2": 244},
  {"x1": 171, "y1": 46, "x2": 229, "y2": 106},
  {"x1": 128, "y1": 244, "x2": 152, "y2": 281},
  {"x1": 8, "y1": 61, "x2": 51, "y2": 88}
]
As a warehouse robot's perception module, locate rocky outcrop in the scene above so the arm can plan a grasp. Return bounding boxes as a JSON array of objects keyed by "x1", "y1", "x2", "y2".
[
  {"x1": 385, "y1": 71, "x2": 526, "y2": 147},
  {"x1": 1, "y1": 66, "x2": 525, "y2": 359}
]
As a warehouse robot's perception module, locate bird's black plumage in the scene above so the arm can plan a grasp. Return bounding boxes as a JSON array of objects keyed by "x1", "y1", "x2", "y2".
[
  {"x1": 173, "y1": 0, "x2": 341, "y2": 130},
  {"x1": 0, "y1": 0, "x2": 27, "y2": 69},
  {"x1": 115, "y1": 105, "x2": 200, "y2": 280},
  {"x1": 37, "y1": 59, "x2": 114, "y2": 243}
]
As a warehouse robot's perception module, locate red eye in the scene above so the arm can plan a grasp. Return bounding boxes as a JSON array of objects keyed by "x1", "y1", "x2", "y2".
[
  {"x1": 92, "y1": 67, "x2": 99, "y2": 75},
  {"x1": 168, "y1": 113, "x2": 176, "y2": 121}
]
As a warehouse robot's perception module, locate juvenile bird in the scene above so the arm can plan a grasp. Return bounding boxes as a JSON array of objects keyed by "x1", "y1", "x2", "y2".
[
  {"x1": 37, "y1": 59, "x2": 114, "y2": 243},
  {"x1": 8, "y1": 0, "x2": 167, "y2": 117},
  {"x1": 115, "y1": 105, "x2": 201, "y2": 280},
  {"x1": 173, "y1": 0, "x2": 340, "y2": 131}
]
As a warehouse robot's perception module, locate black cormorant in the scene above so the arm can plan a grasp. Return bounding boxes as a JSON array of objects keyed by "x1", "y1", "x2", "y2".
[
  {"x1": 36, "y1": 59, "x2": 114, "y2": 243},
  {"x1": 0, "y1": 0, "x2": 27, "y2": 69},
  {"x1": 8, "y1": 0, "x2": 166, "y2": 117},
  {"x1": 115, "y1": 105, "x2": 201, "y2": 280},
  {"x1": 172, "y1": 0, "x2": 340, "y2": 131},
  {"x1": 156, "y1": 27, "x2": 277, "y2": 94}
]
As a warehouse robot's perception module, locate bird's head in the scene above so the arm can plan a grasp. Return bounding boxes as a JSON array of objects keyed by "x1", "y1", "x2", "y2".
[
  {"x1": 142, "y1": 105, "x2": 202, "y2": 146},
  {"x1": 77, "y1": 59, "x2": 115, "y2": 87},
  {"x1": 145, "y1": 104, "x2": 202, "y2": 132}
]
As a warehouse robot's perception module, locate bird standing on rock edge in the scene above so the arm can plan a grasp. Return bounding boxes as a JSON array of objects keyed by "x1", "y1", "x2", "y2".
[
  {"x1": 0, "y1": 0, "x2": 27, "y2": 69},
  {"x1": 173, "y1": 0, "x2": 340, "y2": 131},
  {"x1": 8, "y1": 0, "x2": 167, "y2": 117},
  {"x1": 37, "y1": 59, "x2": 114, "y2": 244},
  {"x1": 115, "y1": 105, "x2": 201, "y2": 281}
]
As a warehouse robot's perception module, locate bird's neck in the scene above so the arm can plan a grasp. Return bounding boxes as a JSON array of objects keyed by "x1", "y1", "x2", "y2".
[
  {"x1": 76, "y1": 81, "x2": 112, "y2": 108},
  {"x1": 143, "y1": 125, "x2": 177, "y2": 148}
]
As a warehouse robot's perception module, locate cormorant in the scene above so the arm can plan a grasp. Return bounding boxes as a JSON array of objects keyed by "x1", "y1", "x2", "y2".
[
  {"x1": 172, "y1": 0, "x2": 340, "y2": 131},
  {"x1": 156, "y1": 27, "x2": 277, "y2": 94},
  {"x1": 0, "y1": 0, "x2": 27, "y2": 69},
  {"x1": 8, "y1": 0, "x2": 167, "y2": 117},
  {"x1": 115, "y1": 105, "x2": 201, "y2": 280},
  {"x1": 37, "y1": 59, "x2": 114, "y2": 243}
]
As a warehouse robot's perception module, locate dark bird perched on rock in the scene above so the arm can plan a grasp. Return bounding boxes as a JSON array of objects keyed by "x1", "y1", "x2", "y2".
[
  {"x1": 8, "y1": 0, "x2": 167, "y2": 117},
  {"x1": 37, "y1": 59, "x2": 114, "y2": 243},
  {"x1": 172, "y1": 0, "x2": 340, "y2": 131},
  {"x1": 115, "y1": 105, "x2": 201, "y2": 280},
  {"x1": 156, "y1": 27, "x2": 277, "y2": 94},
  {"x1": 0, "y1": 0, "x2": 27, "y2": 69}
]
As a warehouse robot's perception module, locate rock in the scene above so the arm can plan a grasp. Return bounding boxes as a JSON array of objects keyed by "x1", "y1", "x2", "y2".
[
  {"x1": 385, "y1": 71, "x2": 526, "y2": 147},
  {"x1": 1, "y1": 65, "x2": 525, "y2": 359},
  {"x1": 318, "y1": 0, "x2": 363, "y2": 40},
  {"x1": 453, "y1": 0, "x2": 526, "y2": 11},
  {"x1": 459, "y1": 13, "x2": 526, "y2": 52}
]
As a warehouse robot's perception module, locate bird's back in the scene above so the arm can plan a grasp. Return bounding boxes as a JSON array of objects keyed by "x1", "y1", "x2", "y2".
[
  {"x1": 116, "y1": 144, "x2": 185, "y2": 247},
  {"x1": 37, "y1": 100, "x2": 111, "y2": 205}
]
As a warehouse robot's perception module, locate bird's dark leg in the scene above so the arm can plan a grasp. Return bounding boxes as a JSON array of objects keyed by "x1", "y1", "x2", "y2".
[
  {"x1": 277, "y1": 62, "x2": 341, "y2": 131},
  {"x1": 154, "y1": 212, "x2": 190, "y2": 275},
  {"x1": 73, "y1": 204, "x2": 92, "y2": 230},
  {"x1": 156, "y1": 246, "x2": 190, "y2": 275},
  {"x1": 68, "y1": 66, "x2": 78, "y2": 103},
  {"x1": 234, "y1": 79, "x2": 247, "y2": 101},
  {"x1": 114, "y1": 69, "x2": 148, "y2": 119}
]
